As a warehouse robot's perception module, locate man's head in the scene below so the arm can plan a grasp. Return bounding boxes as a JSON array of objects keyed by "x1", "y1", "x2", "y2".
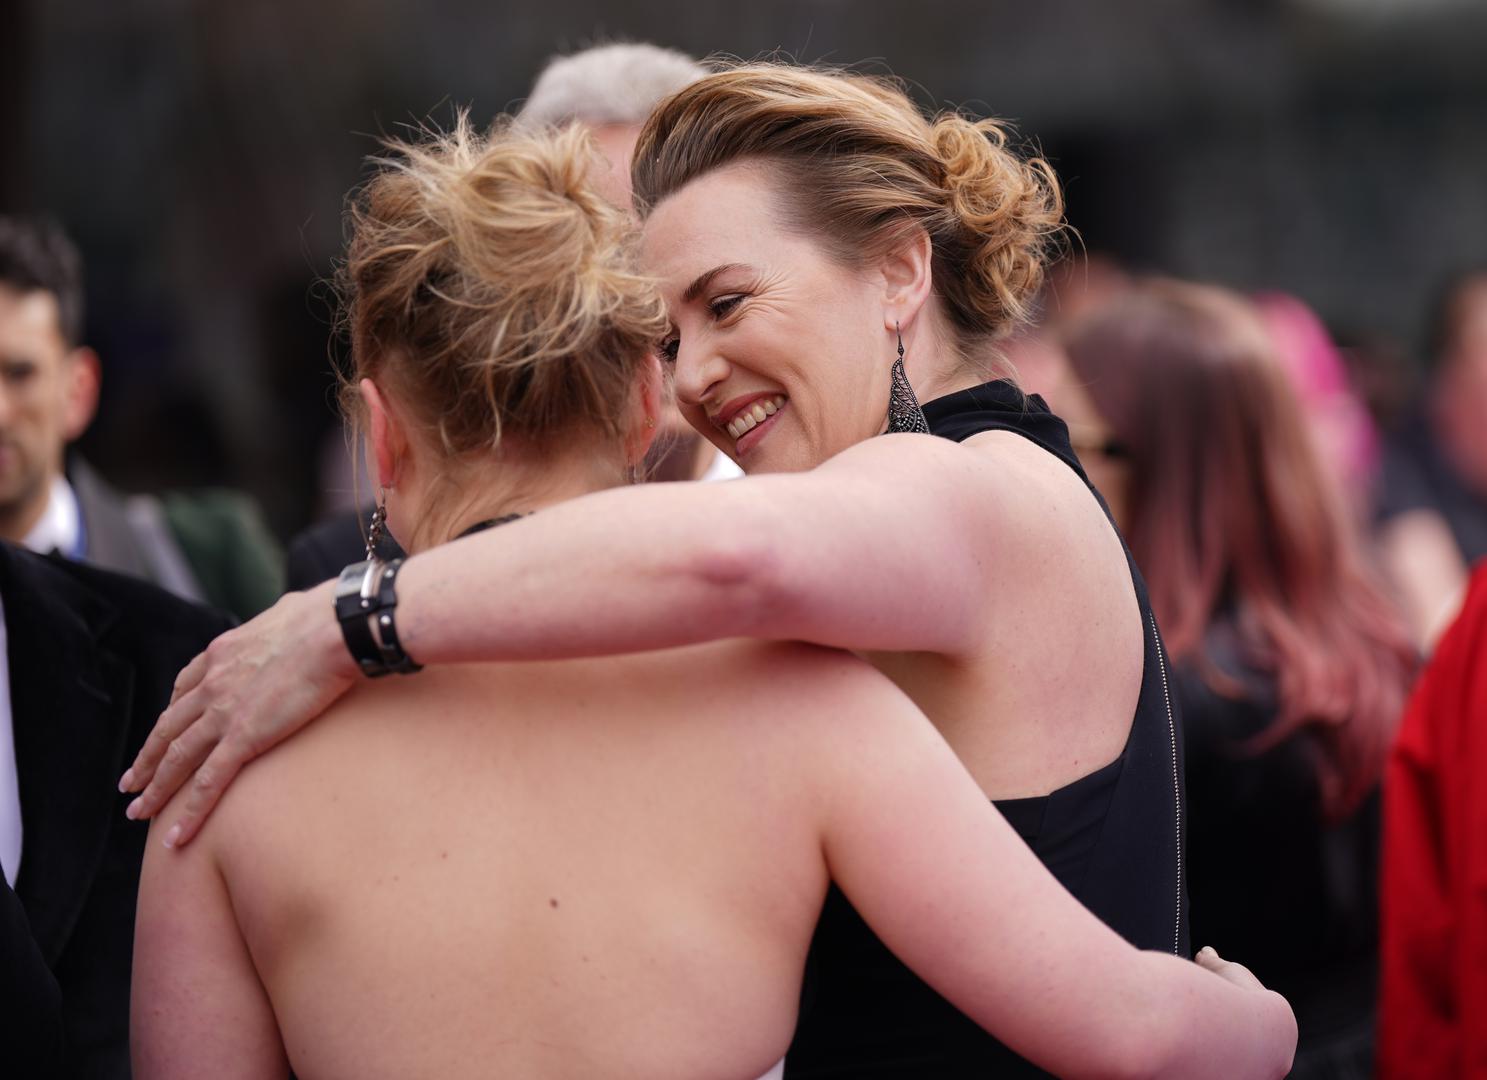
[
  {"x1": 0, "y1": 218, "x2": 100, "y2": 538},
  {"x1": 517, "y1": 42, "x2": 707, "y2": 206},
  {"x1": 517, "y1": 43, "x2": 715, "y2": 479}
]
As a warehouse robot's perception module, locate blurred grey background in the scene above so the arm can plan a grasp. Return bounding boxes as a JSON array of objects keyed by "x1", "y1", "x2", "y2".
[{"x1": 4, "y1": 0, "x2": 1485, "y2": 536}]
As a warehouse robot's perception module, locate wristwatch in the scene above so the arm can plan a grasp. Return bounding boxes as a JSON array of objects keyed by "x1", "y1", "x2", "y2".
[{"x1": 333, "y1": 557, "x2": 423, "y2": 677}]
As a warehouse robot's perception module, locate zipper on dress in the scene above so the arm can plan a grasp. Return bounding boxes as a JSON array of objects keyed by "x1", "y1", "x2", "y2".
[{"x1": 1149, "y1": 611, "x2": 1183, "y2": 955}]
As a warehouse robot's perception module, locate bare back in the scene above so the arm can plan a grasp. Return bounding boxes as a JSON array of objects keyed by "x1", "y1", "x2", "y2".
[
  {"x1": 134, "y1": 617, "x2": 1287, "y2": 1079},
  {"x1": 183, "y1": 642, "x2": 868, "y2": 1079}
]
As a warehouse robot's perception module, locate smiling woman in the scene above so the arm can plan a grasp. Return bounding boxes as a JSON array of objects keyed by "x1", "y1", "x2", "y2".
[{"x1": 122, "y1": 62, "x2": 1285, "y2": 1076}]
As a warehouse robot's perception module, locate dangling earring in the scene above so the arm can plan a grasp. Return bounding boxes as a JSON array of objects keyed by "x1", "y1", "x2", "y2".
[
  {"x1": 365, "y1": 488, "x2": 388, "y2": 559},
  {"x1": 885, "y1": 322, "x2": 929, "y2": 434}
]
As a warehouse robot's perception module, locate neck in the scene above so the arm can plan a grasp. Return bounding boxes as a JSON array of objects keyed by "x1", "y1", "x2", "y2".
[
  {"x1": 900, "y1": 307, "x2": 985, "y2": 405},
  {"x1": 915, "y1": 365, "x2": 987, "y2": 403},
  {"x1": 397, "y1": 447, "x2": 624, "y2": 555}
]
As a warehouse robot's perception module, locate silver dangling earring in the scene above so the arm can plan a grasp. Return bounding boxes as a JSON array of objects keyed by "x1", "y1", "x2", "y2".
[
  {"x1": 885, "y1": 322, "x2": 929, "y2": 434},
  {"x1": 365, "y1": 488, "x2": 388, "y2": 559}
]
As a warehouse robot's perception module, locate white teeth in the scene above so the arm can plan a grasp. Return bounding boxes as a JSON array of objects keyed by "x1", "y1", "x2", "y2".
[
  {"x1": 763, "y1": 400, "x2": 777, "y2": 415},
  {"x1": 751, "y1": 404, "x2": 768, "y2": 423}
]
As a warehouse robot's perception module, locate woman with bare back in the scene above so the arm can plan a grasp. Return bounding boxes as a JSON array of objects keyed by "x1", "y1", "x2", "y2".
[{"x1": 130, "y1": 66, "x2": 1287, "y2": 1075}]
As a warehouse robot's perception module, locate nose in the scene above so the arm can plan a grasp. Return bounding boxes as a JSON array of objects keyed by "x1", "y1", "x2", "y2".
[{"x1": 672, "y1": 339, "x2": 730, "y2": 409}]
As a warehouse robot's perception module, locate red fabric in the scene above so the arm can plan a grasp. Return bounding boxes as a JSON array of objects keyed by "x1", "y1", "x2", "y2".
[{"x1": 1380, "y1": 563, "x2": 1487, "y2": 1079}]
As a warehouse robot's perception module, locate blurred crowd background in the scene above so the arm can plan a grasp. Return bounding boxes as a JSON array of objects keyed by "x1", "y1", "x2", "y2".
[{"x1": 5, "y1": 0, "x2": 1487, "y2": 546}]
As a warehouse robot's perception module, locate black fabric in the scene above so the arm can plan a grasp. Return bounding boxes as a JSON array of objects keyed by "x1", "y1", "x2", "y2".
[
  {"x1": 1, "y1": 867, "x2": 63, "y2": 1077},
  {"x1": 785, "y1": 380, "x2": 1189, "y2": 1078},
  {"x1": 284, "y1": 507, "x2": 404, "y2": 593},
  {"x1": 1178, "y1": 618, "x2": 1379, "y2": 1074},
  {"x1": 0, "y1": 542, "x2": 233, "y2": 1078},
  {"x1": 456, "y1": 513, "x2": 527, "y2": 539},
  {"x1": 368, "y1": 560, "x2": 420, "y2": 674}
]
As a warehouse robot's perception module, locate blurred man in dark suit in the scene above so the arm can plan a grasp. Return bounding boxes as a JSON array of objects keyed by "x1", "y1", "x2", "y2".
[
  {"x1": 0, "y1": 216, "x2": 284, "y2": 618},
  {"x1": 0, "y1": 541, "x2": 231, "y2": 1076}
]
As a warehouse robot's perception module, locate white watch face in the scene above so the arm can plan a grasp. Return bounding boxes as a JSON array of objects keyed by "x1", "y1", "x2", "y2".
[{"x1": 335, "y1": 560, "x2": 373, "y2": 599}]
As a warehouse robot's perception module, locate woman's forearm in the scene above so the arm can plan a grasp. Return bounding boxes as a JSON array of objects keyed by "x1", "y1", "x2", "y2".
[
  {"x1": 393, "y1": 438, "x2": 988, "y2": 666},
  {"x1": 394, "y1": 478, "x2": 777, "y2": 663},
  {"x1": 1126, "y1": 953, "x2": 1296, "y2": 1080}
]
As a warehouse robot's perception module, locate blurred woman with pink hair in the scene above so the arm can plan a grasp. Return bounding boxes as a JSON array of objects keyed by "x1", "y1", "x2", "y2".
[{"x1": 1056, "y1": 279, "x2": 1416, "y2": 1079}]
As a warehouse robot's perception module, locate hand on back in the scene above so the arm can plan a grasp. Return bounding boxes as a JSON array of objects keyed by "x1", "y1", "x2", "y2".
[{"x1": 120, "y1": 580, "x2": 356, "y2": 847}]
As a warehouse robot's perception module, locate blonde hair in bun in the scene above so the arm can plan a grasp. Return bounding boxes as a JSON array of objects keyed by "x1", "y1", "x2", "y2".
[
  {"x1": 338, "y1": 113, "x2": 669, "y2": 459},
  {"x1": 632, "y1": 63, "x2": 1064, "y2": 354}
]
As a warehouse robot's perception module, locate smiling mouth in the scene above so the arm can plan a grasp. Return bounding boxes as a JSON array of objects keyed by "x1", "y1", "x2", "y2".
[{"x1": 724, "y1": 395, "x2": 787, "y2": 441}]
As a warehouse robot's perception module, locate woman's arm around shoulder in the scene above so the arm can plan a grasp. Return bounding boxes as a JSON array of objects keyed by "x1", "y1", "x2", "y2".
[
  {"x1": 123, "y1": 432, "x2": 1026, "y2": 841},
  {"x1": 392, "y1": 431, "x2": 1009, "y2": 661},
  {"x1": 808, "y1": 672, "x2": 1297, "y2": 1079}
]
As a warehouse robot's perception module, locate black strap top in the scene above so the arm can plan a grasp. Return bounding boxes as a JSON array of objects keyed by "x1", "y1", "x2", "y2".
[{"x1": 785, "y1": 380, "x2": 1190, "y2": 1078}]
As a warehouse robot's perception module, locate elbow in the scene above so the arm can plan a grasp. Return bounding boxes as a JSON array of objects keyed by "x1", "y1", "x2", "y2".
[
  {"x1": 1061, "y1": 969, "x2": 1196, "y2": 1080},
  {"x1": 1259, "y1": 992, "x2": 1299, "y2": 1079},
  {"x1": 1096, "y1": 1014, "x2": 1182, "y2": 1080},
  {"x1": 1097, "y1": 987, "x2": 1296, "y2": 1080}
]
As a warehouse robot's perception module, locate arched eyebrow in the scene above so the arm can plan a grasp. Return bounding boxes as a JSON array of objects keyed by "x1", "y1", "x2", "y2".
[{"x1": 682, "y1": 263, "x2": 749, "y2": 303}]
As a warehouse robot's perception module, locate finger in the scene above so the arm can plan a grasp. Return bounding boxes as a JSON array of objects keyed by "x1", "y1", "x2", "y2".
[
  {"x1": 161, "y1": 741, "x2": 252, "y2": 850},
  {"x1": 126, "y1": 706, "x2": 224, "y2": 822},
  {"x1": 169, "y1": 648, "x2": 211, "y2": 707},
  {"x1": 1195, "y1": 946, "x2": 1264, "y2": 991},
  {"x1": 121, "y1": 680, "x2": 211, "y2": 794}
]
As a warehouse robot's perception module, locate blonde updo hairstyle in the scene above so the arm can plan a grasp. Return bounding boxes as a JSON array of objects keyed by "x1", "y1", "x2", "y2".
[
  {"x1": 631, "y1": 64, "x2": 1065, "y2": 356},
  {"x1": 338, "y1": 115, "x2": 669, "y2": 476}
]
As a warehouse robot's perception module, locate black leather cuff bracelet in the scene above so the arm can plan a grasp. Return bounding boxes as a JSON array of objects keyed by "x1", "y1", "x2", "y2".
[{"x1": 333, "y1": 557, "x2": 423, "y2": 677}]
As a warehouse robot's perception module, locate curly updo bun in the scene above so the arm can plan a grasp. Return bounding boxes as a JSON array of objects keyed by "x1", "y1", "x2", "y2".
[
  {"x1": 632, "y1": 63, "x2": 1064, "y2": 349},
  {"x1": 339, "y1": 114, "x2": 668, "y2": 456}
]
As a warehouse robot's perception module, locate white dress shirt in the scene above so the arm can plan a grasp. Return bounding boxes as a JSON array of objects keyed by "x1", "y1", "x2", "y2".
[
  {"x1": 22, "y1": 474, "x2": 83, "y2": 558},
  {"x1": 700, "y1": 449, "x2": 744, "y2": 483},
  {"x1": 0, "y1": 591, "x2": 21, "y2": 886}
]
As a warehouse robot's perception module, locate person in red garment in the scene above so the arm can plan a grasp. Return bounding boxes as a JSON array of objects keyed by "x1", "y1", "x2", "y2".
[{"x1": 1379, "y1": 563, "x2": 1487, "y2": 1078}]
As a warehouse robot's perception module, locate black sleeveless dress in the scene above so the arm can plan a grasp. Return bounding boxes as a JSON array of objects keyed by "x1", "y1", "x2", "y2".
[{"x1": 784, "y1": 380, "x2": 1191, "y2": 1078}]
